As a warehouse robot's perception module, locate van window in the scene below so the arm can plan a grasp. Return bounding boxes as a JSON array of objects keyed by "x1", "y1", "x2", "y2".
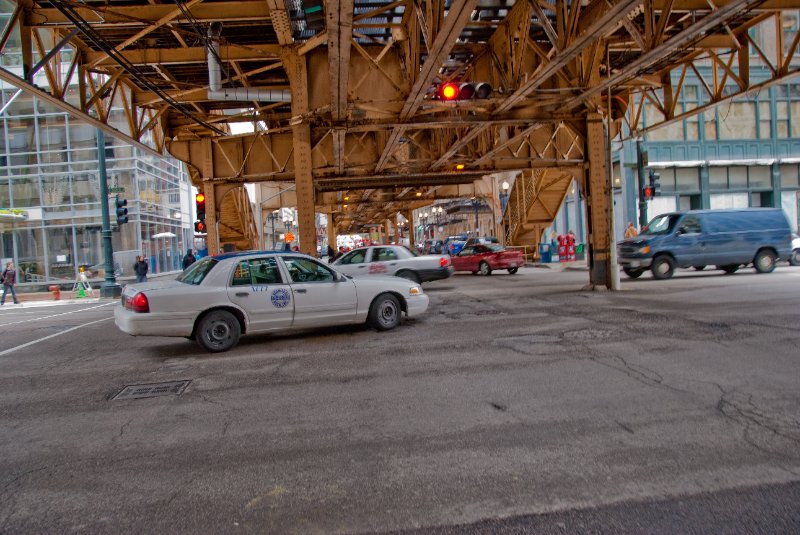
[
  {"x1": 679, "y1": 215, "x2": 702, "y2": 234},
  {"x1": 644, "y1": 214, "x2": 681, "y2": 235}
]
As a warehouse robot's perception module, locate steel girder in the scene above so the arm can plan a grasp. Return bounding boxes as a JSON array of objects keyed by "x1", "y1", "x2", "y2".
[{"x1": 2, "y1": 0, "x2": 799, "y2": 259}]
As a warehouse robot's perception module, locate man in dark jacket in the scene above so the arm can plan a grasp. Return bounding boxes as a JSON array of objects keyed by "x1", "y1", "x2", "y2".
[
  {"x1": 133, "y1": 256, "x2": 149, "y2": 283},
  {"x1": 182, "y1": 248, "x2": 196, "y2": 270},
  {"x1": 1, "y1": 261, "x2": 19, "y2": 304}
]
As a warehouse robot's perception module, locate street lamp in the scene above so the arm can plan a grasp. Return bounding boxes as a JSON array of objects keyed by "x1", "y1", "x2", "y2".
[
  {"x1": 266, "y1": 210, "x2": 279, "y2": 249},
  {"x1": 499, "y1": 181, "x2": 510, "y2": 213},
  {"x1": 432, "y1": 206, "x2": 444, "y2": 238},
  {"x1": 470, "y1": 198, "x2": 481, "y2": 236},
  {"x1": 421, "y1": 211, "x2": 429, "y2": 241}
]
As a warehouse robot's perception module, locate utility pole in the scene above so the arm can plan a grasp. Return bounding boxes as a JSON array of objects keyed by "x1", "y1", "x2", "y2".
[
  {"x1": 636, "y1": 139, "x2": 648, "y2": 230},
  {"x1": 97, "y1": 129, "x2": 122, "y2": 298}
]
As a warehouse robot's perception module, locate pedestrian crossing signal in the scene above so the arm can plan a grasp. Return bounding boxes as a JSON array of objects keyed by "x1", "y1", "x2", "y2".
[{"x1": 194, "y1": 220, "x2": 207, "y2": 233}]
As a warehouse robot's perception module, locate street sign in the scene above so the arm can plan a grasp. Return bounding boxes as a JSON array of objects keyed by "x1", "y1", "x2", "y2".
[
  {"x1": 284, "y1": 231, "x2": 295, "y2": 243},
  {"x1": 109, "y1": 187, "x2": 125, "y2": 193}
]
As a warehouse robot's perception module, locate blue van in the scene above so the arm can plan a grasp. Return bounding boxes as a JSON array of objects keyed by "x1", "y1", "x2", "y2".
[{"x1": 618, "y1": 208, "x2": 792, "y2": 279}]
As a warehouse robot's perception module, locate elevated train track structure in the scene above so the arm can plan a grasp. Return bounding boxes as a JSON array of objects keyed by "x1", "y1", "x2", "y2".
[{"x1": 1, "y1": 0, "x2": 798, "y2": 286}]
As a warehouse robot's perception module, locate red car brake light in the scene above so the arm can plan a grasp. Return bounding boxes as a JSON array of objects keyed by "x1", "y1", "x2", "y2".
[
  {"x1": 126, "y1": 292, "x2": 150, "y2": 313},
  {"x1": 439, "y1": 257, "x2": 449, "y2": 267}
]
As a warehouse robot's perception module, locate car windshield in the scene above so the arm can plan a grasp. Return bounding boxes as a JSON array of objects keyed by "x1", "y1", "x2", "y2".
[
  {"x1": 176, "y1": 257, "x2": 218, "y2": 285},
  {"x1": 643, "y1": 214, "x2": 681, "y2": 235}
]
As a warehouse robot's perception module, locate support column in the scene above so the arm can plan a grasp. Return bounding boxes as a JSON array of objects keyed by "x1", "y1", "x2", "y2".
[
  {"x1": 384, "y1": 220, "x2": 391, "y2": 244},
  {"x1": 585, "y1": 112, "x2": 612, "y2": 289},
  {"x1": 200, "y1": 139, "x2": 220, "y2": 255},
  {"x1": 327, "y1": 212, "x2": 337, "y2": 252},
  {"x1": 405, "y1": 210, "x2": 415, "y2": 251},
  {"x1": 283, "y1": 47, "x2": 316, "y2": 256}
]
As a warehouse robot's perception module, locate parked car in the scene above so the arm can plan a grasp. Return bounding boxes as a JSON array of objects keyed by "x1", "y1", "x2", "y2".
[
  {"x1": 332, "y1": 245, "x2": 453, "y2": 283},
  {"x1": 791, "y1": 233, "x2": 800, "y2": 266},
  {"x1": 450, "y1": 244, "x2": 525, "y2": 275},
  {"x1": 423, "y1": 239, "x2": 444, "y2": 254},
  {"x1": 443, "y1": 234, "x2": 468, "y2": 256},
  {"x1": 115, "y1": 251, "x2": 429, "y2": 353},
  {"x1": 464, "y1": 236, "x2": 500, "y2": 248},
  {"x1": 617, "y1": 208, "x2": 792, "y2": 279}
]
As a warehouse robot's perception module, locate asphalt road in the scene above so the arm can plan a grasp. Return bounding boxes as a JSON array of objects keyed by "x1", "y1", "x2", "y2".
[{"x1": 1, "y1": 265, "x2": 799, "y2": 534}]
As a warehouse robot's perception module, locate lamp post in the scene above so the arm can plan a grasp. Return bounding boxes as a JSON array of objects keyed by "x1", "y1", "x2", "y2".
[
  {"x1": 420, "y1": 211, "x2": 429, "y2": 242},
  {"x1": 432, "y1": 206, "x2": 445, "y2": 238},
  {"x1": 266, "y1": 210, "x2": 279, "y2": 249},
  {"x1": 470, "y1": 198, "x2": 481, "y2": 236},
  {"x1": 282, "y1": 214, "x2": 294, "y2": 247},
  {"x1": 499, "y1": 180, "x2": 510, "y2": 213}
]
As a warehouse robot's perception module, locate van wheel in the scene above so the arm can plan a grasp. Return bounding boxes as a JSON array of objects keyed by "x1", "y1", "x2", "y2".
[
  {"x1": 720, "y1": 264, "x2": 739, "y2": 274},
  {"x1": 623, "y1": 267, "x2": 644, "y2": 279},
  {"x1": 790, "y1": 249, "x2": 800, "y2": 267},
  {"x1": 196, "y1": 310, "x2": 241, "y2": 353},
  {"x1": 693, "y1": 265, "x2": 706, "y2": 271},
  {"x1": 479, "y1": 261, "x2": 492, "y2": 276},
  {"x1": 651, "y1": 256, "x2": 675, "y2": 280},
  {"x1": 753, "y1": 249, "x2": 776, "y2": 273}
]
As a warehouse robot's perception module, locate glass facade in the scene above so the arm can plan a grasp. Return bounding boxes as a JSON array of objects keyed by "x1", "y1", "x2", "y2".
[{"x1": 0, "y1": 90, "x2": 192, "y2": 286}]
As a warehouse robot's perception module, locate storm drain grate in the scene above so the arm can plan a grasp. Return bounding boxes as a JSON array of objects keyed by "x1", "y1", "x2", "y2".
[{"x1": 112, "y1": 380, "x2": 191, "y2": 401}]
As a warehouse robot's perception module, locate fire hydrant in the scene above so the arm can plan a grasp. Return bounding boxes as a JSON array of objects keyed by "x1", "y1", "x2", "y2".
[{"x1": 48, "y1": 285, "x2": 61, "y2": 300}]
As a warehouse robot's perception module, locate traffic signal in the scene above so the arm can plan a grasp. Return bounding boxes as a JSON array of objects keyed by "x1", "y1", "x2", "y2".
[
  {"x1": 115, "y1": 196, "x2": 128, "y2": 225},
  {"x1": 436, "y1": 82, "x2": 493, "y2": 101},
  {"x1": 195, "y1": 193, "x2": 206, "y2": 220},
  {"x1": 194, "y1": 192, "x2": 207, "y2": 233},
  {"x1": 643, "y1": 185, "x2": 654, "y2": 200},
  {"x1": 648, "y1": 170, "x2": 661, "y2": 196}
]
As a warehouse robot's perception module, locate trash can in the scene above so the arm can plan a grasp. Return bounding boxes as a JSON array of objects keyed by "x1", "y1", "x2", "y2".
[
  {"x1": 576, "y1": 243, "x2": 585, "y2": 260},
  {"x1": 539, "y1": 243, "x2": 551, "y2": 263}
]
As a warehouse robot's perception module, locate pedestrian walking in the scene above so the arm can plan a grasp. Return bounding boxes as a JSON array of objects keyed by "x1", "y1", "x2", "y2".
[
  {"x1": 1, "y1": 261, "x2": 20, "y2": 305},
  {"x1": 182, "y1": 248, "x2": 196, "y2": 270},
  {"x1": 326, "y1": 245, "x2": 335, "y2": 262},
  {"x1": 133, "y1": 255, "x2": 149, "y2": 283},
  {"x1": 624, "y1": 221, "x2": 639, "y2": 239}
]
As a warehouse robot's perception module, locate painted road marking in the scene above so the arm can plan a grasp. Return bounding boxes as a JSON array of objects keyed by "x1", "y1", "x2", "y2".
[
  {"x1": 0, "y1": 302, "x2": 114, "y2": 327},
  {"x1": 0, "y1": 316, "x2": 113, "y2": 357}
]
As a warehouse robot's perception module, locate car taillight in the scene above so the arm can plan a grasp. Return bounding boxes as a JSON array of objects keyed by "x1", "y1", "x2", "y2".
[
  {"x1": 126, "y1": 292, "x2": 150, "y2": 313},
  {"x1": 439, "y1": 257, "x2": 449, "y2": 267}
]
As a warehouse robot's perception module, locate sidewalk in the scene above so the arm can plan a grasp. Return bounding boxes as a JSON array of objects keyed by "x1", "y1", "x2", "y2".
[{"x1": 527, "y1": 260, "x2": 590, "y2": 271}]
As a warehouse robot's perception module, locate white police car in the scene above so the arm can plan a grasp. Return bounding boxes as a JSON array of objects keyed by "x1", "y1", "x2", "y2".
[{"x1": 115, "y1": 251, "x2": 429, "y2": 352}]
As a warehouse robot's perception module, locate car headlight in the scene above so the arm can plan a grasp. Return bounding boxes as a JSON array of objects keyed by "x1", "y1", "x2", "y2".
[{"x1": 409, "y1": 286, "x2": 423, "y2": 296}]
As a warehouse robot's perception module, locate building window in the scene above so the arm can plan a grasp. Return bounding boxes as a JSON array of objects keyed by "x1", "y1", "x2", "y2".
[
  {"x1": 748, "y1": 166, "x2": 771, "y2": 189},
  {"x1": 728, "y1": 167, "x2": 748, "y2": 189},
  {"x1": 780, "y1": 164, "x2": 799, "y2": 187},
  {"x1": 718, "y1": 100, "x2": 757, "y2": 139},
  {"x1": 675, "y1": 168, "x2": 700, "y2": 191}
]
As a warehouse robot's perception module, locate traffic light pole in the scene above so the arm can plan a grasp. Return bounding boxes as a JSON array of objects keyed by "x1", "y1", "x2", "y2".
[
  {"x1": 636, "y1": 139, "x2": 648, "y2": 230},
  {"x1": 97, "y1": 128, "x2": 122, "y2": 298}
]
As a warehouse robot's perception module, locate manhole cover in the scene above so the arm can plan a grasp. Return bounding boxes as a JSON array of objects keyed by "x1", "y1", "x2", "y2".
[{"x1": 112, "y1": 380, "x2": 191, "y2": 401}]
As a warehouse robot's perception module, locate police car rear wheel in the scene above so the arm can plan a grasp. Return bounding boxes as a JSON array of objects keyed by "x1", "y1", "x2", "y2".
[
  {"x1": 196, "y1": 310, "x2": 241, "y2": 352},
  {"x1": 368, "y1": 293, "x2": 401, "y2": 331}
]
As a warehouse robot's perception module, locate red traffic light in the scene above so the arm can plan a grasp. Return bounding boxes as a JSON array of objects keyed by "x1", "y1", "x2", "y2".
[
  {"x1": 438, "y1": 82, "x2": 459, "y2": 101},
  {"x1": 194, "y1": 220, "x2": 207, "y2": 233}
]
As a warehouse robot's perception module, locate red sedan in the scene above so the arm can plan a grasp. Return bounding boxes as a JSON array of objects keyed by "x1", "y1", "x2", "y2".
[{"x1": 450, "y1": 244, "x2": 524, "y2": 275}]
